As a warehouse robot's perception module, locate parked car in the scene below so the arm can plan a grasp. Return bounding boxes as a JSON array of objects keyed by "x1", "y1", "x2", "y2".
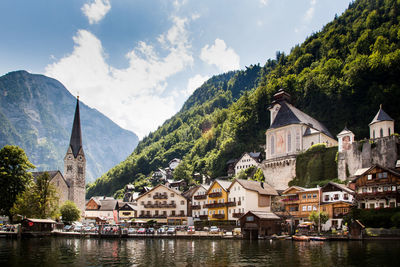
[
  {"x1": 128, "y1": 228, "x2": 137, "y2": 234},
  {"x1": 64, "y1": 225, "x2": 73, "y2": 232},
  {"x1": 146, "y1": 228, "x2": 155, "y2": 234},
  {"x1": 209, "y1": 226, "x2": 220, "y2": 233},
  {"x1": 74, "y1": 226, "x2": 82, "y2": 232},
  {"x1": 167, "y1": 227, "x2": 176, "y2": 235},
  {"x1": 91, "y1": 226, "x2": 99, "y2": 233},
  {"x1": 233, "y1": 228, "x2": 241, "y2": 236},
  {"x1": 187, "y1": 226, "x2": 195, "y2": 234},
  {"x1": 137, "y1": 228, "x2": 146, "y2": 234},
  {"x1": 157, "y1": 227, "x2": 166, "y2": 234}
]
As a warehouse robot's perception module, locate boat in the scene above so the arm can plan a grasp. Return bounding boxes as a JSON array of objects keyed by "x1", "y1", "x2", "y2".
[
  {"x1": 309, "y1": 236, "x2": 328, "y2": 241},
  {"x1": 292, "y1": 235, "x2": 310, "y2": 241}
]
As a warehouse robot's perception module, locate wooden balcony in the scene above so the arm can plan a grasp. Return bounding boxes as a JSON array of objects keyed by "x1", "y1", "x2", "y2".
[
  {"x1": 225, "y1": 201, "x2": 236, "y2": 207},
  {"x1": 232, "y1": 212, "x2": 244, "y2": 218},
  {"x1": 204, "y1": 203, "x2": 225, "y2": 208},
  {"x1": 208, "y1": 192, "x2": 222, "y2": 198},
  {"x1": 153, "y1": 194, "x2": 168, "y2": 199},
  {"x1": 355, "y1": 191, "x2": 398, "y2": 200},
  {"x1": 212, "y1": 214, "x2": 225, "y2": 219},
  {"x1": 191, "y1": 205, "x2": 201, "y2": 210},
  {"x1": 169, "y1": 214, "x2": 186, "y2": 218},
  {"x1": 144, "y1": 203, "x2": 176, "y2": 208},
  {"x1": 194, "y1": 194, "x2": 207, "y2": 200},
  {"x1": 153, "y1": 215, "x2": 167, "y2": 218},
  {"x1": 281, "y1": 198, "x2": 299, "y2": 204}
]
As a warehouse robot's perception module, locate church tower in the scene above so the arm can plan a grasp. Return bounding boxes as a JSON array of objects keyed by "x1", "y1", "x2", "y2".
[{"x1": 64, "y1": 97, "x2": 86, "y2": 214}]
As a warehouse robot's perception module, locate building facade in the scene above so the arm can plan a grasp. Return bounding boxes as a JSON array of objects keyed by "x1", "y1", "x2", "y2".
[
  {"x1": 261, "y1": 89, "x2": 337, "y2": 190},
  {"x1": 227, "y1": 179, "x2": 278, "y2": 221},
  {"x1": 190, "y1": 185, "x2": 209, "y2": 220},
  {"x1": 135, "y1": 184, "x2": 188, "y2": 225},
  {"x1": 234, "y1": 152, "x2": 262, "y2": 175},
  {"x1": 205, "y1": 180, "x2": 232, "y2": 221}
]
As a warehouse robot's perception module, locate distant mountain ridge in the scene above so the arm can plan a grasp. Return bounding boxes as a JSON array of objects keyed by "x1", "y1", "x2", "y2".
[{"x1": 0, "y1": 70, "x2": 139, "y2": 182}]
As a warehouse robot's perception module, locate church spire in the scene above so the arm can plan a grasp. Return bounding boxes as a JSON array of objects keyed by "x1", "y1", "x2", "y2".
[{"x1": 69, "y1": 97, "x2": 82, "y2": 158}]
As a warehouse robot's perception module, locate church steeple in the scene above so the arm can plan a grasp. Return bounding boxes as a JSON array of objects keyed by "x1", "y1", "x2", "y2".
[{"x1": 69, "y1": 97, "x2": 82, "y2": 158}]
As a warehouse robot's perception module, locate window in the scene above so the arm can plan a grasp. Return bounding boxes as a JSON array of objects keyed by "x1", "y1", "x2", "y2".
[
  {"x1": 367, "y1": 174, "x2": 372, "y2": 180},
  {"x1": 362, "y1": 188, "x2": 367, "y2": 193},
  {"x1": 148, "y1": 194, "x2": 151, "y2": 198},
  {"x1": 369, "y1": 203, "x2": 375, "y2": 209},
  {"x1": 389, "y1": 128, "x2": 391, "y2": 136},
  {"x1": 302, "y1": 206, "x2": 307, "y2": 211},
  {"x1": 180, "y1": 200, "x2": 185, "y2": 205},
  {"x1": 390, "y1": 202, "x2": 395, "y2": 208},
  {"x1": 163, "y1": 211, "x2": 167, "y2": 215},
  {"x1": 296, "y1": 130, "x2": 301, "y2": 151},
  {"x1": 180, "y1": 210, "x2": 184, "y2": 215},
  {"x1": 379, "y1": 203, "x2": 384, "y2": 208},
  {"x1": 373, "y1": 130, "x2": 376, "y2": 139},
  {"x1": 287, "y1": 132, "x2": 291, "y2": 152},
  {"x1": 302, "y1": 195, "x2": 306, "y2": 199},
  {"x1": 380, "y1": 128, "x2": 383, "y2": 137},
  {"x1": 383, "y1": 186, "x2": 388, "y2": 192},
  {"x1": 271, "y1": 135, "x2": 275, "y2": 155},
  {"x1": 382, "y1": 172, "x2": 388, "y2": 178},
  {"x1": 313, "y1": 194, "x2": 317, "y2": 198},
  {"x1": 307, "y1": 194, "x2": 312, "y2": 199},
  {"x1": 334, "y1": 194, "x2": 339, "y2": 200},
  {"x1": 307, "y1": 205, "x2": 312, "y2": 211},
  {"x1": 141, "y1": 201, "x2": 144, "y2": 205},
  {"x1": 324, "y1": 195, "x2": 329, "y2": 201},
  {"x1": 171, "y1": 193, "x2": 174, "y2": 197},
  {"x1": 344, "y1": 194, "x2": 349, "y2": 200},
  {"x1": 392, "y1": 186, "x2": 396, "y2": 191},
  {"x1": 313, "y1": 206, "x2": 317, "y2": 211}
]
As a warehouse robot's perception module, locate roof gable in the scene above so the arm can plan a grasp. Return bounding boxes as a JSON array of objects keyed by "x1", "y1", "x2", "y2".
[
  {"x1": 135, "y1": 184, "x2": 184, "y2": 201},
  {"x1": 369, "y1": 106, "x2": 394, "y2": 125},
  {"x1": 229, "y1": 179, "x2": 278, "y2": 196}
]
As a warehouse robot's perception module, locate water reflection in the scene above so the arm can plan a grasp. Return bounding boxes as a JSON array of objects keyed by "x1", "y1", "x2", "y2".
[{"x1": 0, "y1": 238, "x2": 399, "y2": 266}]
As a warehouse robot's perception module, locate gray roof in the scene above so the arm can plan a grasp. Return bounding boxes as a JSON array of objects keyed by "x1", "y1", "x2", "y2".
[
  {"x1": 231, "y1": 179, "x2": 278, "y2": 196},
  {"x1": 270, "y1": 101, "x2": 334, "y2": 138},
  {"x1": 369, "y1": 106, "x2": 394, "y2": 125},
  {"x1": 98, "y1": 199, "x2": 118, "y2": 211},
  {"x1": 69, "y1": 98, "x2": 83, "y2": 158},
  {"x1": 242, "y1": 211, "x2": 280, "y2": 220},
  {"x1": 322, "y1": 182, "x2": 354, "y2": 194},
  {"x1": 31, "y1": 170, "x2": 70, "y2": 188}
]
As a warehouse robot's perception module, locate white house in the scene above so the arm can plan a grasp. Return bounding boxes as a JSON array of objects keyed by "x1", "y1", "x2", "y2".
[
  {"x1": 135, "y1": 184, "x2": 188, "y2": 225},
  {"x1": 234, "y1": 152, "x2": 262, "y2": 175},
  {"x1": 227, "y1": 179, "x2": 278, "y2": 221},
  {"x1": 190, "y1": 184, "x2": 210, "y2": 220},
  {"x1": 321, "y1": 182, "x2": 354, "y2": 203}
]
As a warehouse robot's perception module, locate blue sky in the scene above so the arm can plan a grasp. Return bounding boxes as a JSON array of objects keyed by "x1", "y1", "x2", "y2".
[{"x1": 0, "y1": 0, "x2": 351, "y2": 139}]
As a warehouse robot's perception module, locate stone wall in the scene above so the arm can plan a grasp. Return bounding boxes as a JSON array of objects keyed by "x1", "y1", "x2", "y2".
[
  {"x1": 338, "y1": 135, "x2": 400, "y2": 180},
  {"x1": 261, "y1": 155, "x2": 296, "y2": 191}
]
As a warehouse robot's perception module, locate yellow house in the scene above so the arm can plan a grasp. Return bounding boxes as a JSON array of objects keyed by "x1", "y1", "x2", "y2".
[{"x1": 205, "y1": 180, "x2": 232, "y2": 221}]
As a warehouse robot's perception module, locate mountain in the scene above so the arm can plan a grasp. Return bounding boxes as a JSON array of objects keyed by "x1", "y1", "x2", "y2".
[
  {"x1": 0, "y1": 70, "x2": 139, "y2": 182},
  {"x1": 87, "y1": 0, "x2": 400, "y2": 197}
]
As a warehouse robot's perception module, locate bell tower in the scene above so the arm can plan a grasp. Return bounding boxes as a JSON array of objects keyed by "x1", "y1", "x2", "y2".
[{"x1": 64, "y1": 96, "x2": 86, "y2": 214}]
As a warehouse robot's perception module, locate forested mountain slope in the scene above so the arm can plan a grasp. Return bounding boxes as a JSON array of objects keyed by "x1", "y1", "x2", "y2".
[{"x1": 87, "y1": 0, "x2": 400, "y2": 197}]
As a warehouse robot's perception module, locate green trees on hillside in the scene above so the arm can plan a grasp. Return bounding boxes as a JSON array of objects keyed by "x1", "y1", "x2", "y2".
[{"x1": 87, "y1": 0, "x2": 400, "y2": 197}]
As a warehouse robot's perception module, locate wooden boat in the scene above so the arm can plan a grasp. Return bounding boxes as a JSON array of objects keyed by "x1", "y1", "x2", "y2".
[
  {"x1": 292, "y1": 235, "x2": 310, "y2": 241},
  {"x1": 309, "y1": 236, "x2": 328, "y2": 241}
]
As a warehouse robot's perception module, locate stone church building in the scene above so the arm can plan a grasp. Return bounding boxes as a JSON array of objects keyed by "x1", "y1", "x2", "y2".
[
  {"x1": 32, "y1": 97, "x2": 86, "y2": 214},
  {"x1": 261, "y1": 89, "x2": 337, "y2": 191}
]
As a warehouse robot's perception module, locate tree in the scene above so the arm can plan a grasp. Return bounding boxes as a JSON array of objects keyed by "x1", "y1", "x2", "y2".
[
  {"x1": 60, "y1": 201, "x2": 81, "y2": 224},
  {"x1": 11, "y1": 172, "x2": 60, "y2": 219},
  {"x1": 0, "y1": 145, "x2": 35, "y2": 222},
  {"x1": 308, "y1": 211, "x2": 329, "y2": 232},
  {"x1": 251, "y1": 168, "x2": 265, "y2": 182}
]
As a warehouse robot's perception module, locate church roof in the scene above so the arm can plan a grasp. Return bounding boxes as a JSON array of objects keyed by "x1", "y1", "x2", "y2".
[
  {"x1": 369, "y1": 106, "x2": 394, "y2": 125},
  {"x1": 69, "y1": 98, "x2": 83, "y2": 158},
  {"x1": 269, "y1": 101, "x2": 334, "y2": 138}
]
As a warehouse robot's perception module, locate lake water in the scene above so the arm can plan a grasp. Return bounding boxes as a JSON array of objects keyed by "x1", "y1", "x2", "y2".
[{"x1": 0, "y1": 237, "x2": 398, "y2": 266}]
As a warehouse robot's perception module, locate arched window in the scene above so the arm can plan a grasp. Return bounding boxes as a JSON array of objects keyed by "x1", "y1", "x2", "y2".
[
  {"x1": 287, "y1": 132, "x2": 291, "y2": 152},
  {"x1": 380, "y1": 128, "x2": 383, "y2": 138},
  {"x1": 389, "y1": 128, "x2": 391, "y2": 136},
  {"x1": 296, "y1": 130, "x2": 300, "y2": 151},
  {"x1": 373, "y1": 130, "x2": 375, "y2": 139},
  {"x1": 271, "y1": 135, "x2": 275, "y2": 155}
]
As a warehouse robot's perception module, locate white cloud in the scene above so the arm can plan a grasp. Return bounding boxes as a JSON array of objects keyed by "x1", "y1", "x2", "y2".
[
  {"x1": 260, "y1": 0, "x2": 269, "y2": 6},
  {"x1": 81, "y1": 0, "x2": 111, "y2": 24},
  {"x1": 45, "y1": 16, "x2": 193, "y2": 139},
  {"x1": 183, "y1": 74, "x2": 209, "y2": 97},
  {"x1": 200, "y1": 39, "x2": 240, "y2": 72},
  {"x1": 304, "y1": 0, "x2": 317, "y2": 22}
]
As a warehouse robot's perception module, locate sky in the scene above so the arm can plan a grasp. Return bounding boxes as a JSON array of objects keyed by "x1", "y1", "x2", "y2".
[{"x1": 0, "y1": 0, "x2": 351, "y2": 139}]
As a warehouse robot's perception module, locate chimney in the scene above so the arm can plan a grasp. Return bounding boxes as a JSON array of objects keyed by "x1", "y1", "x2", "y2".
[{"x1": 261, "y1": 182, "x2": 264, "y2": 188}]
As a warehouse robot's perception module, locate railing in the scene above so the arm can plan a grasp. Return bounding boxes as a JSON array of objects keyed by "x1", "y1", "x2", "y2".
[
  {"x1": 153, "y1": 194, "x2": 168, "y2": 199},
  {"x1": 208, "y1": 192, "x2": 222, "y2": 198},
  {"x1": 144, "y1": 203, "x2": 176, "y2": 208},
  {"x1": 191, "y1": 205, "x2": 201, "y2": 210},
  {"x1": 232, "y1": 213, "x2": 244, "y2": 218},
  {"x1": 356, "y1": 191, "x2": 398, "y2": 199},
  {"x1": 194, "y1": 194, "x2": 207, "y2": 200},
  {"x1": 212, "y1": 214, "x2": 225, "y2": 219},
  {"x1": 168, "y1": 214, "x2": 186, "y2": 218},
  {"x1": 225, "y1": 201, "x2": 236, "y2": 207},
  {"x1": 204, "y1": 203, "x2": 225, "y2": 208},
  {"x1": 153, "y1": 215, "x2": 167, "y2": 218},
  {"x1": 281, "y1": 198, "x2": 299, "y2": 203}
]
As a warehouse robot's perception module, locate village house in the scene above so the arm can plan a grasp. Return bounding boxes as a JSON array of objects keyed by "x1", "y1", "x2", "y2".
[
  {"x1": 204, "y1": 180, "x2": 232, "y2": 221},
  {"x1": 281, "y1": 186, "x2": 320, "y2": 225},
  {"x1": 227, "y1": 179, "x2": 278, "y2": 221},
  {"x1": 117, "y1": 202, "x2": 136, "y2": 223},
  {"x1": 85, "y1": 196, "x2": 118, "y2": 224},
  {"x1": 234, "y1": 152, "x2": 262, "y2": 175},
  {"x1": 351, "y1": 164, "x2": 400, "y2": 209},
  {"x1": 135, "y1": 184, "x2": 188, "y2": 225},
  {"x1": 320, "y1": 182, "x2": 354, "y2": 230},
  {"x1": 186, "y1": 184, "x2": 209, "y2": 221}
]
